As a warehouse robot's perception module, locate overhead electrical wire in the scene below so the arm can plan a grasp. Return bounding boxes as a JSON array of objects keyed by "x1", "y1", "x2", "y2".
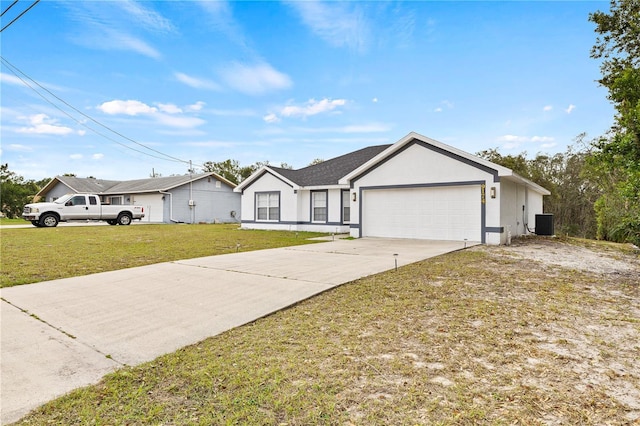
[
  {"x1": 1, "y1": 56, "x2": 202, "y2": 167},
  {"x1": 2, "y1": 66, "x2": 183, "y2": 163},
  {"x1": 1, "y1": 0, "x2": 20, "y2": 18},
  {"x1": 1, "y1": 0, "x2": 39, "y2": 33}
]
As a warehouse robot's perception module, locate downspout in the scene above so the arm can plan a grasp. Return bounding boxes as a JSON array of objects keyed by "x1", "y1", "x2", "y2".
[{"x1": 159, "y1": 191, "x2": 180, "y2": 223}]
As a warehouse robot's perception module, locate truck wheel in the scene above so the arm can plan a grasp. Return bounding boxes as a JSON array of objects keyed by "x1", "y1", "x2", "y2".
[
  {"x1": 117, "y1": 213, "x2": 132, "y2": 226},
  {"x1": 31, "y1": 220, "x2": 42, "y2": 227},
  {"x1": 106, "y1": 220, "x2": 118, "y2": 225},
  {"x1": 40, "y1": 213, "x2": 59, "y2": 227}
]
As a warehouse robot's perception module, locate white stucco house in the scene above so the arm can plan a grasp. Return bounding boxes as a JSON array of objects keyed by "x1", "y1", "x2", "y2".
[
  {"x1": 37, "y1": 173, "x2": 240, "y2": 224},
  {"x1": 234, "y1": 132, "x2": 550, "y2": 245}
]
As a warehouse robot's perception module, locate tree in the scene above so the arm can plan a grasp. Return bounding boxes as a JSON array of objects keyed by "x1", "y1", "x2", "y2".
[
  {"x1": 202, "y1": 159, "x2": 261, "y2": 184},
  {"x1": 308, "y1": 158, "x2": 325, "y2": 166},
  {"x1": 202, "y1": 159, "x2": 243, "y2": 184},
  {"x1": 588, "y1": 0, "x2": 640, "y2": 244},
  {"x1": 0, "y1": 164, "x2": 40, "y2": 218},
  {"x1": 477, "y1": 141, "x2": 601, "y2": 239}
]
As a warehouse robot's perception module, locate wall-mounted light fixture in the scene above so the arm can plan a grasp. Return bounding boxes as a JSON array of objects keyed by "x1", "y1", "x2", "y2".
[
  {"x1": 352, "y1": 192, "x2": 357, "y2": 202},
  {"x1": 490, "y1": 187, "x2": 496, "y2": 199}
]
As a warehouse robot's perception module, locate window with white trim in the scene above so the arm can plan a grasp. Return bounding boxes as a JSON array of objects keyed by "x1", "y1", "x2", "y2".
[
  {"x1": 312, "y1": 191, "x2": 327, "y2": 222},
  {"x1": 256, "y1": 192, "x2": 279, "y2": 221},
  {"x1": 342, "y1": 190, "x2": 350, "y2": 223}
]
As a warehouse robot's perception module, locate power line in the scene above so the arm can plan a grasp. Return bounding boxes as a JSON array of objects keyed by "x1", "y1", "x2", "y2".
[
  {"x1": 1, "y1": 67, "x2": 184, "y2": 163},
  {"x1": 1, "y1": 56, "x2": 200, "y2": 167},
  {"x1": 1, "y1": 0, "x2": 20, "y2": 18},
  {"x1": 1, "y1": 0, "x2": 39, "y2": 33}
]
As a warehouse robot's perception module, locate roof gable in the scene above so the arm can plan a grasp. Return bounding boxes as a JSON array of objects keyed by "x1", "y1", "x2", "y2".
[{"x1": 339, "y1": 132, "x2": 550, "y2": 195}]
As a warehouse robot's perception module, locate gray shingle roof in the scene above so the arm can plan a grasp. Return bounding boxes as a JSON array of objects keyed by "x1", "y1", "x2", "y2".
[
  {"x1": 56, "y1": 176, "x2": 121, "y2": 193},
  {"x1": 270, "y1": 144, "x2": 391, "y2": 186},
  {"x1": 54, "y1": 173, "x2": 224, "y2": 195}
]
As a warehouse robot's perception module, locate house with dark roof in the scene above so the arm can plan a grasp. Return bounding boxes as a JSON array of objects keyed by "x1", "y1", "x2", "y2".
[
  {"x1": 234, "y1": 132, "x2": 550, "y2": 244},
  {"x1": 37, "y1": 173, "x2": 240, "y2": 224}
]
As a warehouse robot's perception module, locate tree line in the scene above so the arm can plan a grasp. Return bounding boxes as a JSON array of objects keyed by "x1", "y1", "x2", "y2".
[{"x1": 2, "y1": 1, "x2": 637, "y2": 245}]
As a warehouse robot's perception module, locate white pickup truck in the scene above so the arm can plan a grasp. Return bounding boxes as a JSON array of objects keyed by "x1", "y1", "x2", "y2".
[{"x1": 22, "y1": 193, "x2": 145, "y2": 227}]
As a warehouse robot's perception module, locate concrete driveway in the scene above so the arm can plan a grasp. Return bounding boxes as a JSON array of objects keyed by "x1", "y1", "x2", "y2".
[{"x1": 0, "y1": 237, "x2": 472, "y2": 424}]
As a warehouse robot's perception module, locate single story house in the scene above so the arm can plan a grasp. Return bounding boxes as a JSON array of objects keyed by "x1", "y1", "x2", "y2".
[
  {"x1": 36, "y1": 173, "x2": 240, "y2": 224},
  {"x1": 234, "y1": 132, "x2": 550, "y2": 245}
]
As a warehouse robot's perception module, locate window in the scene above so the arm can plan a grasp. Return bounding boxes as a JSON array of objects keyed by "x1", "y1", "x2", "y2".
[
  {"x1": 69, "y1": 195, "x2": 86, "y2": 206},
  {"x1": 312, "y1": 191, "x2": 327, "y2": 222},
  {"x1": 342, "y1": 190, "x2": 350, "y2": 223},
  {"x1": 256, "y1": 192, "x2": 279, "y2": 221},
  {"x1": 89, "y1": 196, "x2": 98, "y2": 205}
]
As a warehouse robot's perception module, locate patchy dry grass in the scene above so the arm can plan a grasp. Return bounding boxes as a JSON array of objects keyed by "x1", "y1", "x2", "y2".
[{"x1": 14, "y1": 237, "x2": 640, "y2": 425}]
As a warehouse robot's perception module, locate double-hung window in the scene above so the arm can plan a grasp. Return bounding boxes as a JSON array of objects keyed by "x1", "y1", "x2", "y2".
[
  {"x1": 312, "y1": 191, "x2": 327, "y2": 222},
  {"x1": 342, "y1": 190, "x2": 350, "y2": 224},
  {"x1": 256, "y1": 192, "x2": 279, "y2": 221}
]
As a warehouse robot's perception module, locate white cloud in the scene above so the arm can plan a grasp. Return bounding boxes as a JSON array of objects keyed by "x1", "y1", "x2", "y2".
[
  {"x1": 292, "y1": 123, "x2": 391, "y2": 133},
  {"x1": 287, "y1": 1, "x2": 371, "y2": 53},
  {"x1": 63, "y1": 2, "x2": 167, "y2": 59},
  {"x1": 155, "y1": 114, "x2": 205, "y2": 128},
  {"x1": 157, "y1": 103, "x2": 183, "y2": 114},
  {"x1": 220, "y1": 62, "x2": 292, "y2": 95},
  {"x1": 566, "y1": 104, "x2": 576, "y2": 114},
  {"x1": 196, "y1": 0, "x2": 250, "y2": 50},
  {"x1": 372, "y1": 97, "x2": 378, "y2": 103},
  {"x1": 280, "y1": 98, "x2": 347, "y2": 118},
  {"x1": 96, "y1": 99, "x2": 206, "y2": 129},
  {"x1": 498, "y1": 134, "x2": 555, "y2": 149},
  {"x1": 117, "y1": 0, "x2": 175, "y2": 33},
  {"x1": 16, "y1": 114, "x2": 76, "y2": 135},
  {"x1": 530, "y1": 136, "x2": 555, "y2": 143},
  {"x1": 434, "y1": 100, "x2": 453, "y2": 112},
  {"x1": 92, "y1": 153, "x2": 104, "y2": 160},
  {"x1": 175, "y1": 72, "x2": 221, "y2": 90},
  {"x1": 0, "y1": 72, "x2": 25, "y2": 86},
  {"x1": 543, "y1": 105, "x2": 553, "y2": 111},
  {"x1": 70, "y1": 154, "x2": 83, "y2": 160},
  {"x1": 263, "y1": 113, "x2": 280, "y2": 123},
  {"x1": 98, "y1": 100, "x2": 157, "y2": 115},
  {"x1": 5, "y1": 144, "x2": 33, "y2": 152},
  {"x1": 186, "y1": 101, "x2": 206, "y2": 112}
]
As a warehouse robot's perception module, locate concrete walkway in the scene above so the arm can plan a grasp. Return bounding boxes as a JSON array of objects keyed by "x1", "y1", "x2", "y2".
[{"x1": 0, "y1": 238, "x2": 472, "y2": 424}]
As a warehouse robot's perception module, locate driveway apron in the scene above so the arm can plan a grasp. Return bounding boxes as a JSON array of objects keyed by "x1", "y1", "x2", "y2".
[{"x1": 0, "y1": 238, "x2": 471, "y2": 424}]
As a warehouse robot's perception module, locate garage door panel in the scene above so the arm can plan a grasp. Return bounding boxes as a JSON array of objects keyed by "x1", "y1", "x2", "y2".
[{"x1": 362, "y1": 186, "x2": 481, "y2": 242}]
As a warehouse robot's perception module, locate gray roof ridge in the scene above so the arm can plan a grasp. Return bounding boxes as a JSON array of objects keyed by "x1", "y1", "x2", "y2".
[{"x1": 269, "y1": 144, "x2": 392, "y2": 186}]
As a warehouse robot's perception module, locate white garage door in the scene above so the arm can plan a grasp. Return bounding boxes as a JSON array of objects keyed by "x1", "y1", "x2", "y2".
[
  {"x1": 132, "y1": 194, "x2": 164, "y2": 223},
  {"x1": 362, "y1": 185, "x2": 482, "y2": 242}
]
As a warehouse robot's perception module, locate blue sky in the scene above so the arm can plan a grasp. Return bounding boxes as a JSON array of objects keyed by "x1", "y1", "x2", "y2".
[{"x1": 1, "y1": 0, "x2": 614, "y2": 181}]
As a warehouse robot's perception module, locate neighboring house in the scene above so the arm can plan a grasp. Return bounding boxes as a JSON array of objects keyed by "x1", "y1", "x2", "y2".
[
  {"x1": 234, "y1": 132, "x2": 550, "y2": 245},
  {"x1": 37, "y1": 173, "x2": 240, "y2": 224}
]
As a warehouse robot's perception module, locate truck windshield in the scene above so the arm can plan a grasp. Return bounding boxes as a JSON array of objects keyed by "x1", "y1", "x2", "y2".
[{"x1": 54, "y1": 194, "x2": 75, "y2": 204}]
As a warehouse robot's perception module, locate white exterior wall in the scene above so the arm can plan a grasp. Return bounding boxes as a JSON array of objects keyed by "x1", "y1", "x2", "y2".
[
  {"x1": 349, "y1": 143, "x2": 501, "y2": 244},
  {"x1": 240, "y1": 173, "x2": 350, "y2": 233},
  {"x1": 240, "y1": 172, "x2": 297, "y2": 229},
  {"x1": 527, "y1": 189, "x2": 544, "y2": 231},
  {"x1": 499, "y1": 179, "x2": 545, "y2": 243}
]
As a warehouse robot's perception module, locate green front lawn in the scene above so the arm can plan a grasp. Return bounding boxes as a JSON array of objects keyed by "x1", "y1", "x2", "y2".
[{"x1": 0, "y1": 224, "x2": 326, "y2": 287}]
